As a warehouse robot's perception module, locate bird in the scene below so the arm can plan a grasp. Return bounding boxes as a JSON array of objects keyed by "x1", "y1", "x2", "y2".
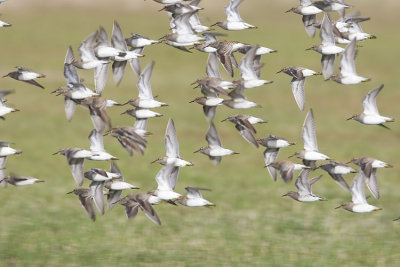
[
  {"x1": 277, "y1": 66, "x2": 321, "y2": 111},
  {"x1": 3, "y1": 66, "x2": 45, "y2": 89},
  {"x1": 94, "y1": 26, "x2": 126, "y2": 59},
  {"x1": 221, "y1": 114, "x2": 262, "y2": 148},
  {"x1": 123, "y1": 61, "x2": 168, "y2": 109},
  {"x1": 67, "y1": 188, "x2": 96, "y2": 221},
  {"x1": 116, "y1": 193, "x2": 162, "y2": 225},
  {"x1": 335, "y1": 172, "x2": 382, "y2": 213},
  {"x1": 194, "y1": 122, "x2": 239, "y2": 165},
  {"x1": 111, "y1": 21, "x2": 144, "y2": 85},
  {"x1": 238, "y1": 45, "x2": 272, "y2": 89},
  {"x1": 55, "y1": 46, "x2": 99, "y2": 121},
  {"x1": 257, "y1": 135, "x2": 296, "y2": 180},
  {"x1": 177, "y1": 187, "x2": 215, "y2": 207},
  {"x1": 72, "y1": 31, "x2": 110, "y2": 94},
  {"x1": 334, "y1": 12, "x2": 376, "y2": 43},
  {"x1": 152, "y1": 118, "x2": 193, "y2": 167},
  {"x1": 125, "y1": 33, "x2": 158, "y2": 77},
  {"x1": 306, "y1": 14, "x2": 344, "y2": 80},
  {"x1": 282, "y1": 169, "x2": 326, "y2": 202},
  {"x1": 285, "y1": 0, "x2": 324, "y2": 37},
  {"x1": 266, "y1": 160, "x2": 309, "y2": 183},
  {"x1": 189, "y1": 96, "x2": 224, "y2": 122},
  {"x1": 0, "y1": 16, "x2": 11, "y2": 28},
  {"x1": 318, "y1": 161, "x2": 357, "y2": 192},
  {"x1": 88, "y1": 129, "x2": 118, "y2": 161},
  {"x1": 289, "y1": 109, "x2": 331, "y2": 169},
  {"x1": 0, "y1": 175, "x2": 44, "y2": 186},
  {"x1": 212, "y1": 0, "x2": 256, "y2": 31},
  {"x1": 121, "y1": 108, "x2": 163, "y2": 119},
  {"x1": 223, "y1": 79, "x2": 261, "y2": 109},
  {"x1": 104, "y1": 126, "x2": 147, "y2": 156},
  {"x1": 104, "y1": 162, "x2": 139, "y2": 209},
  {"x1": 213, "y1": 40, "x2": 245, "y2": 77},
  {"x1": 0, "y1": 90, "x2": 19, "y2": 119},
  {"x1": 330, "y1": 39, "x2": 370, "y2": 84},
  {"x1": 153, "y1": 164, "x2": 182, "y2": 202},
  {"x1": 80, "y1": 97, "x2": 120, "y2": 133},
  {"x1": 347, "y1": 157, "x2": 393, "y2": 199},
  {"x1": 347, "y1": 84, "x2": 394, "y2": 129},
  {"x1": 0, "y1": 140, "x2": 22, "y2": 187},
  {"x1": 53, "y1": 148, "x2": 98, "y2": 186}
]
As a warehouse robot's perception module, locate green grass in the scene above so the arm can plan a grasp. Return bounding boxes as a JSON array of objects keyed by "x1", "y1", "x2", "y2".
[{"x1": 0, "y1": 1, "x2": 399, "y2": 266}]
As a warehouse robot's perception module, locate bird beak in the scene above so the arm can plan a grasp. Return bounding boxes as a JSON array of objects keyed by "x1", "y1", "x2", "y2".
[
  {"x1": 314, "y1": 72, "x2": 322, "y2": 76},
  {"x1": 305, "y1": 47, "x2": 312, "y2": 51},
  {"x1": 288, "y1": 154, "x2": 294, "y2": 158},
  {"x1": 121, "y1": 100, "x2": 130, "y2": 106},
  {"x1": 66, "y1": 191, "x2": 74, "y2": 194},
  {"x1": 52, "y1": 152, "x2": 59, "y2": 155},
  {"x1": 276, "y1": 69, "x2": 283, "y2": 74},
  {"x1": 281, "y1": 193, "x2": 288, "y2": 197},
  {"x1": 334, "y1": 205, "x2": 343, "y2": 209},
  {"x1": 289, "y1": 142, "x2": 296, "y2": 146},
  {"x1": 221, "y1": 118, "x2": 228, "y2": 122},
  {"x1": 193, "y1": 149, "x2": 200, "y2": 153}
]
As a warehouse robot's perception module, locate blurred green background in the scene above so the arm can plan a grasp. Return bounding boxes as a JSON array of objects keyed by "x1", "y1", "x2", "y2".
[{"x1": 0, "y1": 0, "x2": 399, "y2": 266}]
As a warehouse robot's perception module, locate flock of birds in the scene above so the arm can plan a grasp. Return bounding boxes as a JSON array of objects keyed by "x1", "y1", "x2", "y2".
[{"x1": 0, "y1": 0, "x2": 398, "y2": 224}]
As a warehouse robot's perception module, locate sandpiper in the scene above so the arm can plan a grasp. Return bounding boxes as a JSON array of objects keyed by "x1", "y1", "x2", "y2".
[
  {"x1": 194, "y1": 122, "x2": 239, "y2": 165},
  {"x1": 318, "y1": 161, "x2": 357, "y2": 192},
  {"x1": 88, "y1": 129, "x2": 118, "y2": 161},
  {"x1": 80, "y1": 97, "x2": 118, "y2": 133},
  {"x1": 212, "y1": 0, "x2": 256, "y2": 31},
  {"x1": 307, "y1": 14, "x2": 344, "y2": 80},
  {"x1": 105, "y1": 126, "x2": 147, "y2": 156},
  {"x1": 153, "y1": 164, "x2": 182, "y2": 201},
  {"x1": 95, "y1": 26, "x2": 126, "y2": 59},
  {"x1": 277, "y1": 66, "x2": 321, "y2": 111},
  {"x1": 177, "y1": 187, "x2": 215, "y2": 207},
  {"x1": 223, "y1": 80, "x2": 261, "y2": 109},
  {"x1": 117, "y1": 193, "x2": 162, "y2": 225},
  {"x1": 286, "y1": 0, "x2": 323, "y2": 37},
  {"x1": 335, "y1": 172, "x2": 382, "y2": 213},
  {"x1": 214, "y1": 40, "x2": 245, "y2": 77},
  {"x1": 72, "y1": 31, "x2": 110, "y2": 94},
  {"x1": 290, "y1": 109, "x2": 331, "y2": 169},
  {"x1": 266, "y1": 160, "x2": 309, "y2": 183},
  {"x1": 111, "y1": 21, "x2": 143, "y2": 85},
  {"x1": 125, "y1": 33, "x2": 159, "y2": 49},
  {"x1": 347, "y1": 84, "x2": 394, "y2": 129},
  {"x1": 221, "y1": 114, "x2": 265, "y2": 148},
  {"x1": 152, "y1": 118, "x2": 193, "y2": 167},
  {"x1": 123, "y1": 61, "x2": 168, "y2": 109},
  {"x1": 0, "y1": 90, "x2": 19, "y2": 119},
  {"x1": 334, "y1": 12, "x2": 375, "y2": 43},
  {"x1": 67, "y1": 188, "x2": 96, "y2": 221},
  {"x1": 3, "y1": 66, "x2": 45, "y2": 89},
  {"x1": 0, "y1": 18, "x2": 11, "y2": 28},
  {"x1": 258, "y1": 135, "x2": 296, "y2": 180},
  {"x1": 121, "y1": 108, "x2": 163, "y2": 119},
  {"x1": 190, "y1": 96, "x2": 224, "y2": 122},
  {"x1": 239, "y1": 46, "x2": 272, "y2": 89},
  {"x1": 54, "y1": 148, "x2": 98, "y2": 186},
  {"x1": 282, "y1": 169, "x2": 326, "y2": 202},
  {"x1": 0, "y1": 141, "x2": 22, "y2": 187},
  {"x1": 1, "y1": 175, "x2": 44, "y2": 187},
  {"x1": 347, "y1": 157, "x2": 393, "y2": 199},
  {"x1": 330, "y1": 39, "x2": 370, "y2": 84}
]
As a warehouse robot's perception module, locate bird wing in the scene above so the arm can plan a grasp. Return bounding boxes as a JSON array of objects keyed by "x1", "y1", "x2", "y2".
[
  {"x1": 135, "y1": 194, "x2": 161, "y2": 225},
  {"x1": 365, "y1": 168, "x2": 380, "y2": 199},
  {"x1": 77, "y1": 191, "x2": 96, "y2": 221},
  {"x1": 89, "y1": 181, "x2": 105, "y2": 215},
  {"x1": 88, "y1": 129, "x2": 105, "y2": 152},
  {"x1": 295, "y1": 169, "x2": 312, "y2": 195},
  {"x1": 206, "y1": 122, "x2": 222, "y2": 147},
  {"x1": 302, "y1": 109, "x2": 318, "y2": 151},
  {"x1": 68, "y1": 158, "x2": 85, "y2": 186},
  {"x1": 320, "y1": 13, "x2": 335, "y2": 46},
  {"x1": 279, "y1": 163, "x2": 295, "y2": 183},
  {"x1": 137, "y1": 61, "x2": 154, "y2": 99},
  {"x1": 64, "y1": 97, "x2": 77, "y2": 121},
  {"x1": 225, "y1": 0, "x2": 244, "y2": 22},
  {"x1": 234, "y1": 122, "x2": 258, "y2": 147},
  {"x1": 78, "y1": 31, "x2": 98, "y2": 62},
  {"x1": 165, "y1": 118, "x2": 179, "y2": 158},
  {"x1": 291, "y1": 78, "x2": 306, "y2": 111},
  {"x1": 228, "y1": 80, "x2": 246, "y2": 99},
  {"x1": 351, "y1": 172, "x2": 367, "y2": 204},
  {"x1": 111, "y1": 21, "x2": 128, "y2": 51},
  {"x1": 112, "y1": 61, "x2": 127, "y2": 86},
  {"x1": 302, "y1": 15, "x2": 317, "y2": 38},
  {"x1": 172, "y1": 11, "x2": 196, "y2": 35},
  {"x1": 129, "y1": 48, "x2": 144, "y2": 78},
  {"x1": 64, "y1": 46, "x2": 80, "y2": 84},
  {"x1": 155, "y1": 164, "x2": 175, "y2": 191},
  {"x1": 340, "y1": 38, "x2": 357, "y2": 76},
  {"x1": 94, "y1": 63, "x2": 109, "y2": 94},
  {"x1": 239, "y1": 45, "x2": 258, "y2": 81},
  {"x1": 206, "y1": 52, "x2": 221, "y2": 78},
  {"x1": 0, "y1": 156, "x2": 7, "y2": 188},
  {"x1": 321, "y1": 54, "x2": 335, "y2": 80},
  {"x1": 23, "y1": 79, "x2": 44, "y2": 89},
  {"x1": 362, "y1": 84, "x2": 383, "y2": 116},
  {"x1": 203, "y1": 106, "x2": 217, "y2": 122}
]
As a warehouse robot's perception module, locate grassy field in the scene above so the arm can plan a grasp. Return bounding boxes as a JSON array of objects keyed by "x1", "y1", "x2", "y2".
[{"x1": 0, "y1": 0, "x2": 399, "y2": 266}]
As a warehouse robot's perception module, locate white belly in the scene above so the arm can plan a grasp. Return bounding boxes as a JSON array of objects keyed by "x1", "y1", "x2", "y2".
[
  {"x1": 0, "y1": 147, "x2": 19, "y2": 156},
  {"x1": 353, "y1": 204, "x2": 380, "y2": 213},
  {"x1": 135, "y1": 109, "x2": 161, "y2": 119},
  {"x1": 109, "y1": 181, "x2": 136, "y2": 190},
  {"x1": 321, "y1": 45, "x2": 344, "y2": 55},
  {"x1": 95, "y1": 46, "x2": 122, "y2": 58},
  {"x1": 300, "y1": 6, "x2": 323, "y2": 15},
  {"x1": 136, "y1": 99, "x2": 165, "y2": 109},
  {"x1": 304, "y1": 151, "x2": 330, "y2": 161},
  {"x1": 209, "y1": 147, "x2": 234, "y2": 157}
]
